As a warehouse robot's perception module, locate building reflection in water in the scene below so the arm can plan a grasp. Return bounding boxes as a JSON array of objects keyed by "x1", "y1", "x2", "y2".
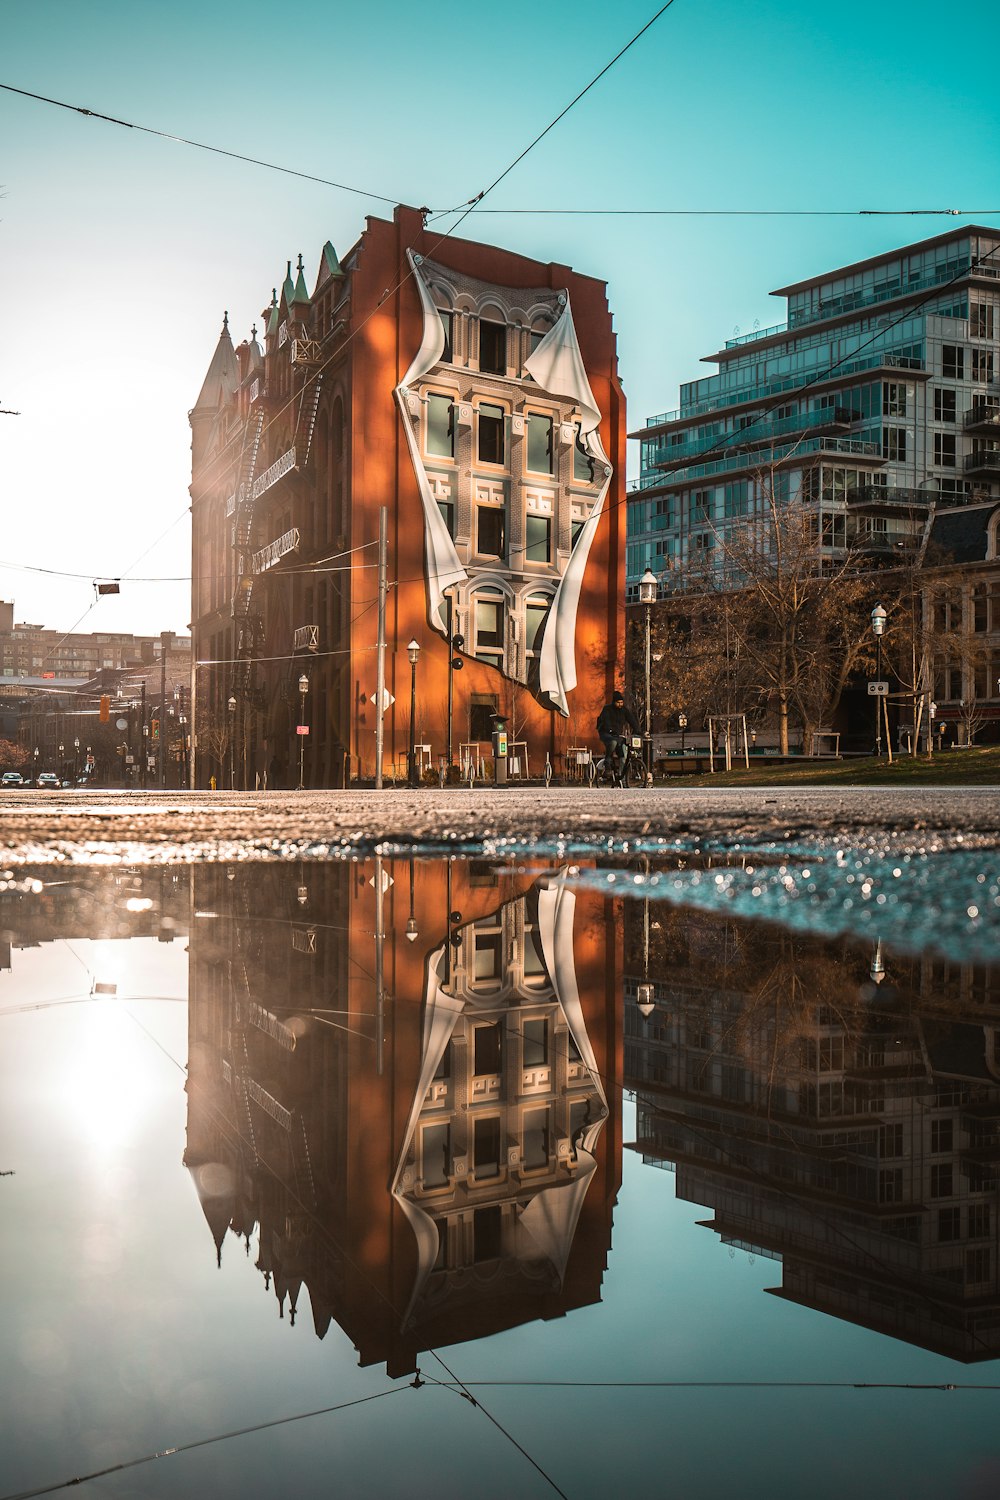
[
  {"x1": 625, "y1": 887, "x2": 1000, "y2": 1361},
  {"x1": 185, "y1": 859, "x2": 622, "y2": 1376}
]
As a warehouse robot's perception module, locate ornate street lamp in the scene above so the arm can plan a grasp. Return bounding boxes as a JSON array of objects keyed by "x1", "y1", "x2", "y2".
[
  {"x1": 407, "y1": 638, "x2": 421, "y2": 787},
  {"x1": 297, "y1": 674, "x2": 309, "y2": 790},
  {"x1": 870, "y1": 603, "x2": 887, "y2": 758},
  {"x1": 678, "y1": 712, "x2": 688, "y2": 757},
  {"x1": 639, "y1": 568, "x2": 657, "y2": 785},
  {"x1": 227, "y1": 694, "x2": 236, "y2": 790}
]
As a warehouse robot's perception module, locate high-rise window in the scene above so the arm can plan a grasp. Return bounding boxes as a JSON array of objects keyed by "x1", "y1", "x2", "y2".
[
  {"x1": 971, "y1": 302, "x2": 996, "y2": 340},
  {"x1": 934, "y1": 389, "x2": 956, "y2": 422},
  {"x1": 972, "y1": 349, "x2": 994, "y2": 384},
  {"x1": 942, "y1": 345, "x2": 964, "y2": 380},
  {"x1": 882, "y1": 427, "x2": 907, "y2": 462},
  {"x1": 427, "y1": 393, "x2": 455, "y2": 457},
  {"x1": 478, "y1": 403, "x2": 505, "y2": 466},
  {"x1": 934, "y1": 432, "x2": 956, "y2": 467},
  {"x1": 883, "y1": 382, "x2": 907, "y2": 417}
]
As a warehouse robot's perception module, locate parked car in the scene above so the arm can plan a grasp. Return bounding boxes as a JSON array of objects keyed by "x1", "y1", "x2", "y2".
[
  {"x1": 35, "y1": 772, "x2": 61, "y2": 789},
  {"x1": 1, "y1": 771, "x2": 26, "y2": 787}
]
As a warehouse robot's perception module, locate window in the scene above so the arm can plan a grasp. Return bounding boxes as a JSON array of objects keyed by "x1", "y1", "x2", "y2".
[
  {"x1": 691, "y1": 488, "x2": 713, "y2": 521},
  {"x1": 422, "y1": 1122, "x2": 451, "y2": 1188},
  {"x1": 882, "y1": 426, "x2": 907, "y2": 462},
  {"x1": 474, "y1": 1204, "x2": 502, "y2": 1261},
  {"x1": 969, "y1": 1203, "x2": 991, "y2": 1238},
  {"x1": 942, "y1": 345, "x2": 964, "y2": 380},
  {"x1": 474, "y1": 1022, "x2": 502, "y2": 1075},
  {"x1": 879, "y1": 1124, "x2": 904, "y2": 1158},
  {"x1": 479, "y1": 319, "x2": 507, "y2": 375},
  {"x1": 574, "y1": 428, "x2": 595, "y2": 483},
  {"x1": 972, "y1": 349, "x2": 994, "y2": 384},
  {"x1": 477, "y1": 506, "x2": 505, "y2": 558},
  {"x1": 966, "y1": 1248, "x2": 992, "y2": 1284},
  {"x1": 930, "y1": 1163, "x2": 953, "y2": 1198},
  {"x1": 437, "y1": 310, "x2": 454, "y2": 364},
  {"x1": 523, "y1": 1018, "x2": 548, "y2": 1068},
  {"x1": 879, "y1": 1168, "x2": 903, "y2": 1204},
  {"x1": 931, "y1": 1118, "x2": 954, "y2": 1153},
  {"x1": 883, "y1": 382, "x2": 907, "y2": 417},
  {"x1": 523, "y1": 1107, "x2": 550, "y2": 1170},
  {"x1": 433, "y1": 1041, "x2": 452, "y2": 1081},
  {"x1": 525, "y1": 598, "x2": 550, "y2": 653},
  {"x1": 475, "y1": 596, "x2": 503, "y2": 649},
  {"x1": 934, "y1": 432, "x2": 957, "y2": 467},
  {"x1": 526, "y1": 513, "x2": 551, "y2": 564},
  {"x1": 527, "y1": 413, "x2": 554, "y2": 474},
  {"x1": 971, "y1": 302, "x2": 996, "y2": 340},
  {"x1": 437, "y1": 499, "x2": 455, "y2": 538},
  {"x1": 478, "y1": 403, "x2": 505, "y2": 466},
  {"x1": 470, "y1": 697, "x2": 498, "y2": 741},
  {"x1": 934, "y1": 388, "x2": 956, "y2": 422},
  {"x1": 938, "y1": 1207, "x2": 961, "y2": 1242},
  {"x1": 427, "y1": 393, "x2": 455, "y2": 457},
  {"x1": 473, "y1": 1116, "x2": 501, "y2": 1179}
]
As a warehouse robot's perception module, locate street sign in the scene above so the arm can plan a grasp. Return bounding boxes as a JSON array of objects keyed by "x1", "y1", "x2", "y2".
[
  {"x1": 370, "y1": 690, "x2": 395, "y2": 712},
  {"x1": 867, "y1": 681, "x2": 889, "y2": 696},
  {"x1": 125, "y1": 755, "x2": 135, "y2": 765},
  {"x1": 296, "y1": 725, "x2": 310, "y2": 735},
  {"x1": 116, "y1": 717, "x2": 128, "y2": 731}
]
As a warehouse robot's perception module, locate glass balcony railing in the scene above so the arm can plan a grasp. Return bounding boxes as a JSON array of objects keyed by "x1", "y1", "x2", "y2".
[
  {"x1": 787, "y1": 257, "x2": 978, "y2": 331},
  {"x1": 641, "y1": 434, "x2": 880, "y2": 487},
  {"x1": 723, "y1": 321, "x2": 789, "y2": 350},
  {"x1": 647, "y1": 406, "x2": 858, "y2": 469}
]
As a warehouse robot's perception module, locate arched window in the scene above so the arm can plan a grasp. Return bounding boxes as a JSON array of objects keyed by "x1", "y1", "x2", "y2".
[
  {"x1": 473, "y1": 589, "x2": 505, "y2": 669},
  {"x1": 478, "y1": 304, "x2": 508, "y2": 376}
]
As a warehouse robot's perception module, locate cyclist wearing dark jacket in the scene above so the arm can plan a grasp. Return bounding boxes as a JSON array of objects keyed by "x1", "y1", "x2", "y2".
[{"x1": 597, "y1": 692, "x2": 639, "y2": 770}]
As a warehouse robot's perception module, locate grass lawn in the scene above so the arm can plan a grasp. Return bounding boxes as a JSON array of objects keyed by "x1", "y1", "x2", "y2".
[{"x1": 666, "y1": 744, "x2": 1000, "y2": 788}]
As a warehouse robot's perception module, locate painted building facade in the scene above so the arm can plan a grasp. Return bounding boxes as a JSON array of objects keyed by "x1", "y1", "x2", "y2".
[{"x1": 190, "y1": 206, "x2": 626, "y2": 787}]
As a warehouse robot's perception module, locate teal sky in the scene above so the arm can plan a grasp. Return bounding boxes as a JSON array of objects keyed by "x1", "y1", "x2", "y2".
[{"x1": 2, "y1": 0, "x2": 998, "y2": 635}]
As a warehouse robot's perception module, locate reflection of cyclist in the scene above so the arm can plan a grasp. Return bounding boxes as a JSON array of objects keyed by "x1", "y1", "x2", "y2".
[{"x1": 597, "y1": 691, "x2": 639, "y2": 774}]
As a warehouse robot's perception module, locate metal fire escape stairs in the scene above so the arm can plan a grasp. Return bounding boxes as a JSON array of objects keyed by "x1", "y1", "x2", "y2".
[{"x1": 231, "y1": 409, "x2": 265, "y2": 699}]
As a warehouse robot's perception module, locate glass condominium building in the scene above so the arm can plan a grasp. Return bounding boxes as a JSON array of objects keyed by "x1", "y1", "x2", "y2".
[{"x1": 627, "y1": 226, "x2": 1000, "y2": 598}]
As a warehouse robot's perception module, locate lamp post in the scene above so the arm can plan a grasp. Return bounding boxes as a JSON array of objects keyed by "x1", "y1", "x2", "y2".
[
  {"x1": 297, "y1": 674, "x2": 309, "y2": 791},
  {"x1": 58, "y1": 743, "x2": 64, "y2": 782},
  {"x1": 871, "y1": 603, "x2": 887, "y2": 757},
  {"x1": 73, "y1": 736, "x2": 80, "y2": 782},
  {"x1": 227, "y1": 694, "x2": 236, "y2": 790},
  {"x1": 928, "y1": 699, "x2": 936, "y2": 758},
  {"x1": 678, "y1": 712, "x2": 687, "y2": 757},
  {"x1": 639, "y1": 568, "x2": 657, "y2": 785},
  {"x1": 407, "y1": 638, "x2": 420, "y2": 787}
]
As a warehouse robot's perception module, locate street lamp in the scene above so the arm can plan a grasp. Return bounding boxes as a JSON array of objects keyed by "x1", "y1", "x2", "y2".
[
  {"x1": 73, "y1": 736, "x2": 80, "y2": 781},
  {"x1": 639, "y1": 568, "x2": 657, "y2": 785},
  {"x1": 677, "y1": 712, "x2": 687, "y2": 757},
  {"x1": 870, "y1": 603, "x2": 887, "y2": 758},
  {"x1": 407, "y1": 638, "x2": 421, "y2": 788},
  {"x1": 297, "y1": 674, "x2": 309, "y2": 791},
  {"x1": 227, "y1": 694, "x2": 236, "y2": 790},
  {"x1": 928, "y1": 699, "x2": 936, "y2": 758},
  {"x1": 58, "y1": 743, "x2": 64, "y2": 780}
]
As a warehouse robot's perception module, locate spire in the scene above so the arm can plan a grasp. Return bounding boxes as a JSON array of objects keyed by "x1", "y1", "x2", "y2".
[
  {"x1": 290, "y1": 252, "x2": 310, "y2": 307},
  {"x1": 281, "y1": 260, "x2": 294, "y2": 309},
  {"x1": 192, "y1": 313, "x2": 239, "y2": 411},
  {"x1": 266, "y1": 289, "x2": 280, "y2": 339},
  {"x1": 318, "y1": 240, "x2": 344, "y2": 284},
  {"x1": 248, "y1": 322, "x2": 264, "y2": 371}
]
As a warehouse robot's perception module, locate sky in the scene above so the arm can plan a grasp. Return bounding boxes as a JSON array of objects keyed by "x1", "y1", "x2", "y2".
[{"x1": 2, "y1": 0, "x2": 998, "y2": 637}]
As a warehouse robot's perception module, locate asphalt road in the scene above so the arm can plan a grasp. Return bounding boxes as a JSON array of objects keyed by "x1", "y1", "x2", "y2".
[{"x1": 1, "y1": 785, "x2": 998, "y2": 862}]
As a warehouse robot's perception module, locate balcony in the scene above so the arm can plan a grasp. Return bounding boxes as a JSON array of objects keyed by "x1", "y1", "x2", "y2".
[
  {"x1": 724, "y1": 320, "x2": 789, "y2": 350},
  {"x1": 964, "y1": 400, "x2": 1000, "y2": 435},
  {"x1": 964, "y1": 449, "x2": 1000, "y2": 477},
  {"x1": 786, "y1": 255, "x2": 979, "y2": 332},
  {"x1": 648, "y1": 406, "x2": 859, "y2": 469}
]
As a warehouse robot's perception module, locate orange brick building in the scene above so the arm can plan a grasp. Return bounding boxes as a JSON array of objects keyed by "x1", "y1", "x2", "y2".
[{"x1": 190, "y1": 205, "x2": 626, "y2": 786}]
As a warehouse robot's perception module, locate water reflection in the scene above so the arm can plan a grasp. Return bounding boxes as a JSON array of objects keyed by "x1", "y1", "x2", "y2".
[
  {"x1": 185, "y1": 859, "x2": 621, "y2": 1376},
  {"x1": 625, "y1": 888, "x2": 1000, "y2": 1362}
]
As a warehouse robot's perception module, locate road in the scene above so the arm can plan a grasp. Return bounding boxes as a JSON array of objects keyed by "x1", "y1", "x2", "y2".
[{"x1": 1, "y1": 785, "x2": 998, "y2": 862}]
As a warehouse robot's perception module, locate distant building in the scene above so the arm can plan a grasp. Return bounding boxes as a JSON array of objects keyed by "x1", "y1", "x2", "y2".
[
  {"x1": 0, "y1": 599, "x2": 189, "y2": 681},
  {"x1": 189, "y1": 204, "x2": 626, "y2": 788}
]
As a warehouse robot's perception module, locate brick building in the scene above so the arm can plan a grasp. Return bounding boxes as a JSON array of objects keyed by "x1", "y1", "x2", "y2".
[{"x1": 189, "y1": 205, "x2": 626, "y2": 787}]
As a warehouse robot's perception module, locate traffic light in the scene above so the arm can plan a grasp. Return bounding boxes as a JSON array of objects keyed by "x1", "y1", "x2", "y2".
[
  {"x1": 151, "y1": 719, "x2": 160, "y2": 742},
  {"x1": 99, "y1": 694, "x2": 110, "y2": 723}
]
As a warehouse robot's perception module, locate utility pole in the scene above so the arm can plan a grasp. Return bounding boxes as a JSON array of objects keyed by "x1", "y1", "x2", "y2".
[
  {"x1": 446, "y1": 593, "x2": 454, "y2": 774},
  {"x1": 375, "y1": 505, "x2": 387, "y2": 790},
  {"x1": 140, "y1": 681, "x2": 147, "y2": 790}
]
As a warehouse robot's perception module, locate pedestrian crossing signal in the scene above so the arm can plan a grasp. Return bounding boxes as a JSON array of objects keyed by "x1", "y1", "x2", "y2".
[
  {"x1": 151, "y1": 719, "x2": 160, "y2": 741},
  {"x1": 99, "y1": 695, "x2": 110, "y2": 723}
]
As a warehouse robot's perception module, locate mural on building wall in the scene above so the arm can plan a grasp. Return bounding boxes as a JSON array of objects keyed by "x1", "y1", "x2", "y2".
[{"x1": 395, "y1": 252, "x2": 613, "y2": 717}]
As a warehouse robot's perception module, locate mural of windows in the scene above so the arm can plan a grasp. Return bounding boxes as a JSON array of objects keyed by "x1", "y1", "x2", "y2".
[
  {"x1": 474, "y1": 594, "x2": 505, "y2": 667},
  {"x1": 474, "y1": 1204, "x2": 502, "y2": 1261},
  {"x1": 523, "y1": 1107, "x2": 550, "y2": 1171},
  {"x1": 427, "y1": 393, "x2": 455, "y2": 458},
  {"x1": 421, "y1": 1121, "x2": 451, "y2": 1189},
  {"x1": 526, "y1": 513, "x2": 552, "y2": 564},
  {"x1": 525, "y1": 597, "x2": 551, "y2": 656},
  {"x1": 527, "y1": 413, "x2": 554, "y2": 475},
  {"x1": 574, "y1": 425, "x2": 595, "y2": 483},
  {"x1": 478, "y1": 402, "x2": 506, "y2": 466},
  {"x1": 477, "y1": 505, "x2": 506, "y2": 559},
  {"x1": 473, "y1": 1116, "x2": 502, "y2": 1179},
  {"x1": 523, "y1": 1017, "x2": 549, "y2": 1068},
  {"x1": 437, "y1": 499, "x2": 455, "y2": 538},
  {"x1": 437, "y1": 309, "x2": 454, "y2": 364},
  {"x1": 473, "y1": 925, "x2": 502, "y2": 983},
  {"x1": 479, "y1": 318, "x2": 507, "y2": 376},
  {"x1": 474, "y1": 1022, "x2": 503, "y2": 1074}
]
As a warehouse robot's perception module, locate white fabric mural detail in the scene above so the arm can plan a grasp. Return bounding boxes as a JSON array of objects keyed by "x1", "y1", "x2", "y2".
[
  {"x1": 525, "y1": 297, "x2": 612, "y2": 717},
  {"x1": 395, "y1": 251, "x2": 467, "y2": 634}
]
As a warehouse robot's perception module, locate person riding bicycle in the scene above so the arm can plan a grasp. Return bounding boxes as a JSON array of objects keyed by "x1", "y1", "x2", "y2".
[{"x1": 596, "y1": 691, "x2": 640, "y2": 778}]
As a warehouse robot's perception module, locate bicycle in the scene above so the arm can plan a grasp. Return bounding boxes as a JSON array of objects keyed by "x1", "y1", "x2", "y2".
[{"x1": 589, "y1": 734, "x2": 643, "y2": 788}]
